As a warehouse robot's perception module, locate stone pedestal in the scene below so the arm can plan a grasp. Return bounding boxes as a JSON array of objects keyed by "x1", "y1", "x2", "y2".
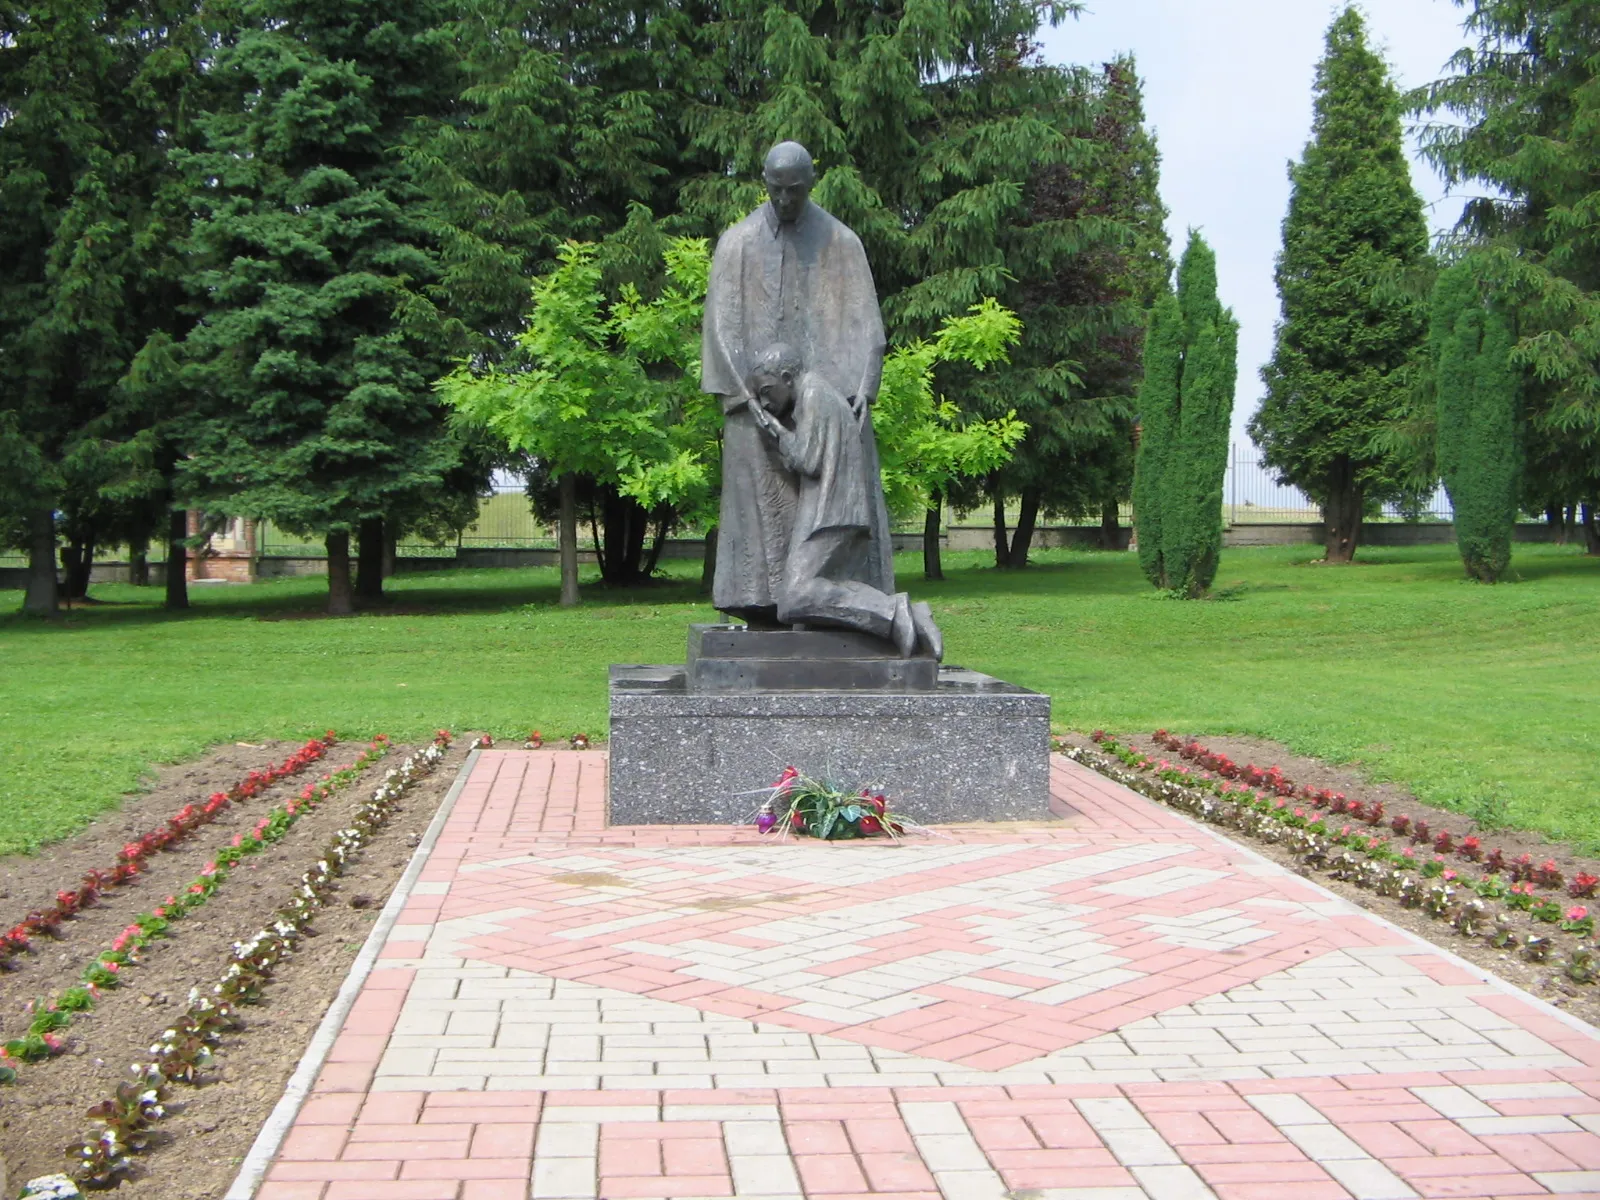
[
  {"x1": 608, "y1": 662, "x2": 1051, "y2": 826},
  {"x1": 687, "y1": 623, "x2": 938, "y2": 692}
]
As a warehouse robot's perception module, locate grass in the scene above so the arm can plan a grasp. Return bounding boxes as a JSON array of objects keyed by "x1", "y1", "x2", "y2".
[{"x1": 1, "y1": 542, "x2": 1597, "y2": 856}]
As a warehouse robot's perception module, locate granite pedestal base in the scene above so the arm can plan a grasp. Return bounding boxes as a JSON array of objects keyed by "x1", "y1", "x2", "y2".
[{"x1": 608, "y1": 664, "x2": 1051, "y2": 826}]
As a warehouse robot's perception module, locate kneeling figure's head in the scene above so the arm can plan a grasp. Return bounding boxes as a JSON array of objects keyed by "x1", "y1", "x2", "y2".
[{"x1": 748, "y1": 343, "x2": 803, "y2": 418}]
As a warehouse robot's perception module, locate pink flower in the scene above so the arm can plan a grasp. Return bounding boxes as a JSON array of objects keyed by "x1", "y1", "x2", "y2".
[
  {"x1": 1402, "y1": 847, "x2": 1416, "y2": 859},
  {"x1": 1443, "y1": 870, "x2": 1457, "y2": 881},
  {"x1": 1569, "y1": 906, "x2": 1589, "y2": 922},
  {"x1": 231, "y1": 834, "x2": 244, "y2": 848}
]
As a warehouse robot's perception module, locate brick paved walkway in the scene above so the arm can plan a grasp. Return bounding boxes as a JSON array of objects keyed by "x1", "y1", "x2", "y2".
[{"x1": 256, "y1": 751, "x2": 1600, "y2": 1200}]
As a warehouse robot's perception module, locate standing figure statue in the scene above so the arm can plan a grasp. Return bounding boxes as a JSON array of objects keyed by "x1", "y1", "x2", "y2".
[{"x1": 702, "y1": 140, "x2": 941, "y2": 658}]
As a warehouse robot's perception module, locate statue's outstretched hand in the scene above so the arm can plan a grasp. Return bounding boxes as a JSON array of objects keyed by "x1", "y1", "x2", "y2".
[{"x1": 846, "y1": 394, "x2": 867, "y2": 428}]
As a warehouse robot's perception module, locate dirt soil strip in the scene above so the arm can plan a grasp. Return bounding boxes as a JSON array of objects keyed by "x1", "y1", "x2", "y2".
[
  {"x1": 1062, "y1": 731, "x2": 1600, "y2": 1033},
  {"x1": 0, "y1": 741, "x2": 302, "y2": 936},
  {"x1": 223, "y1": 747, "x2": 479, "y2": 1200},
  {"x1": 0, "y1": 743, "x2": 341, "y2": 1038},
  {"x1": 0, "y1": 735, "x2": 476, "y2": 1197}
]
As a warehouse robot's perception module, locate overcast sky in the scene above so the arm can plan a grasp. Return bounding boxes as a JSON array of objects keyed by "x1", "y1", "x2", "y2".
[{"x1": 1035, "y1": 1, "x2": 1471, "y2": 450}]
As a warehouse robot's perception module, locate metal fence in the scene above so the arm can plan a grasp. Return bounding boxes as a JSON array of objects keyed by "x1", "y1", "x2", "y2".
[{"x1": 1223, "y1": 444, "x2": 1454, "y2": 525}]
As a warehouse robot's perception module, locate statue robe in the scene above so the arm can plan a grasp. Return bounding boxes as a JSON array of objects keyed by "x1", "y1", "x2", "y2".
[{"x1": 702, "y1": 199, "x2": 893, "y2": 616}]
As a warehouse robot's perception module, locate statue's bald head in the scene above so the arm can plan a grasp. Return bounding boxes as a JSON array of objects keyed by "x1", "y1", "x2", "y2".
[{"x1": 763, "y1": 141, "x2": 815, "y2": 224}]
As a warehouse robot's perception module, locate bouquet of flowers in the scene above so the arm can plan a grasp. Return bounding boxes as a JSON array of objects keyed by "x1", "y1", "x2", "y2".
[{"x1": 752, "y1": 767, "x2": 916, "y2": 841}]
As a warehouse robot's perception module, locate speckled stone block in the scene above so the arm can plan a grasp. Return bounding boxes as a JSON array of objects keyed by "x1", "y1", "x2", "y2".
[{"x1": 607, "y1": 664, "x2": 1051, "y2": 826}]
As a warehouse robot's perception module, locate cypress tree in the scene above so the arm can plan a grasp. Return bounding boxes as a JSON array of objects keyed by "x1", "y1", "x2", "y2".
[
  {"x1": 1411, "y1": 1, "x2": 1600, "y2": 552},
  {"x1": 1133, "y1": 290, "x2": 1180, "y2": 589},
  {"x1": 1133, "y1": 232, "x2": 1237, "y2": 598},
  {"x1": 176, "y1": 0, "x2": 470, "y2": 614},
  {"x1": 1250, "y1": 7, "x2": 1432, "y2": 564},
  {"x1": 1432, "y1": 262, "x2": 1522, "y2": 582}
]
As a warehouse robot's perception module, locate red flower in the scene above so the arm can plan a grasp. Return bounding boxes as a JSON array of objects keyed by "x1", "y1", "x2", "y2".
[
  {"x1": 859, "y1": 816, "x2": 883, "y2": 835},
  {"x1": 790, "y1": 811, "x2": 805, "y2": 830}
]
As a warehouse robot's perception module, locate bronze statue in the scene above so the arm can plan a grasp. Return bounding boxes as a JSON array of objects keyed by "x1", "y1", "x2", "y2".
[{"x1": 702, "y1": 140, "x2": 941, "y2": 659}]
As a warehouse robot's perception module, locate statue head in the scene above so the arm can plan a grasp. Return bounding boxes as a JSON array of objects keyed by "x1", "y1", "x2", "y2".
[
  {"x1": 763, "y1": 141, "x2": 815, "y2": 224},
  {"x1": 748, "y1": 343, "x2": 803, "y2": 417}
]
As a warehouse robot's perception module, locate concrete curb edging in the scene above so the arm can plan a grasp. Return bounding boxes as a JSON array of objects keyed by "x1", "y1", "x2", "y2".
[
  {"x1": 223, "y1": 747, "x2": 481, "y2": 1200},
  {"x1": 1137, "y1": 763, "x2": 1600, "y2": 1043}
]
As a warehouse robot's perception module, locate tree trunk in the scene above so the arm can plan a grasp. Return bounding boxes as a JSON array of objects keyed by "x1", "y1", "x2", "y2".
[
  {"x1": 558, "y1": 473, "x2": 580, "y2": 606},
  {"x1": 1007, "y1": 487, "x2": 1040, "y2": 569},
  {"x1": 326, "y1": 530, "x2": 355, "y2": 615},
  {"x1": 642, "y1": 509, "x2": 672, "y2": 578},
  {"x1": 60, "y1": 534, "x2": 94, "y2": 601},
  {"x1": 129, "y1": 544, "x2": 149, "y2": 587},
  {"x1": 992, "y1": 491, "x2": 1009, "y2": 569},
  {"x1": 700, "y1": 526, "x2": 718, "y2": 595},
  {"x1": 1099, "y1": 498, "x2": 1123, "y2": 550},
  {"x1": 1566, "y1": 504, "x2": 1578, "y2": 546},
  {"x1": 1323, "y1": 460, "x2": 1362, "y2": 563},
  {"x1": 383, "y1": 523, "x2": 397, "y2": 579},
  {"x1": 598, "y1": 488, "x2": 651, "y2": 585},
  {"x1": 165, "y1": 508, "x2": 189, "y2": 610},
  {"x1": 1583, "y1": 503, "x2": 1600, "y2": 556},
  {"x1": 923, "y1": 493, "x2": 944, "y2": 582},
  {"x1": 356, "y1": 517, "x2": 385, "y2": 602},
  {"x1": 22, "y1": 508, "x2": 58, "y2": 617}
]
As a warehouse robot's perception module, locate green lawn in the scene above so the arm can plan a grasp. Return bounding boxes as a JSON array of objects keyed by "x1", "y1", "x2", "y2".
[{"x1": 1, "y1": 542, "x2": 1597, "y2": 855}]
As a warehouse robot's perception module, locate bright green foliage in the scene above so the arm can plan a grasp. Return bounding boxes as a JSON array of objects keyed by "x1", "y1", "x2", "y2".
[
  {"x1": 439, "y1": 238, "x2": 717, "y2": 525},
  {"x1": 1251, "y1": 7, "x2": 1432, "y2": 564},
  {"x1": 1411, "y1": 1, "x2": 1600, "y2": 520},
  {"x1": 872, "y1": 299, "x2": 1027, "y2": 519},
  {"x1": 1432, "y1": 263, "x2": 1523, "y2": 582},
  {"x1": 442, "y1": 239, "x2": 1026, "y2": 530},
  {"x1": 1134, "y1": 233, "x2": 1237, "y2": 598},
  {"x1": 175, "y1": 0, "x2": 473, "y2": 610}
]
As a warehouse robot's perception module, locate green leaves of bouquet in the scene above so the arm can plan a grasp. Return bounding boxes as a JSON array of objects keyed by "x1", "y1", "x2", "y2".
[{"x1": 755, "y1": 768, "x2": 909, "y2": 841}]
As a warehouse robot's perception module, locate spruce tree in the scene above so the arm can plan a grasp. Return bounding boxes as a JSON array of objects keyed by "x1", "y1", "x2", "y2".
[
  {"x1": 1133, "y1": 232, "x2": 1237, "y2": 598},
  {"x1": 176, "y1": 0, "x2": 470, "y2": 613},
  {"x1": 0, "y1": 0, "x2": 162, "y2": 613},
  {"x1": 987, "y1": 58, "x2": 1172, "y2": 567},
  {"x1": 1432, "y1": 263, "x2": 1522, "y2": 582},
  {"x1": 1251, "y1": 7, "x2": 1432, "y2": 564}
]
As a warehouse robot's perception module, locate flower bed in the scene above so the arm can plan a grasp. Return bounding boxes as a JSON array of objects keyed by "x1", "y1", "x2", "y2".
[
  {"x1": 1065, "y1": 732, "x2": 1600, "y2": 988},
  {"x1": 1, "y1": 738, "x2": 390, "y2": 1079},
  {"x1": 0, "y1": 735, "x2": 337, "y2": 972},
  {"x1": 64, "y1": 732, "x2": 453, "y2": 1188}
]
